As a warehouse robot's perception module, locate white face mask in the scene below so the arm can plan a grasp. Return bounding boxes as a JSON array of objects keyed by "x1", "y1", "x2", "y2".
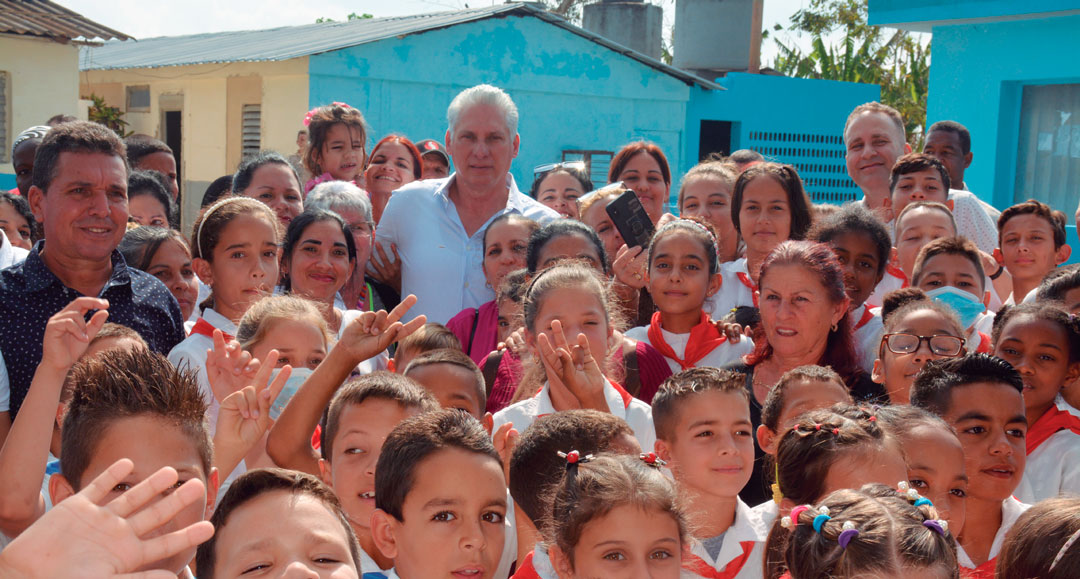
[{"x1": 268, "y1": 367, "x2": 314, "y2": 421}]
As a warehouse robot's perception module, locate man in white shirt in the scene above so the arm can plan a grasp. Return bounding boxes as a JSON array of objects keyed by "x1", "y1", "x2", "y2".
[
  {"x1": 376, "y1": 84, "x2": 557, "y2": 323},
  {"x1": 923, "y1": 120, "x2": 1001, "y2": 223}
]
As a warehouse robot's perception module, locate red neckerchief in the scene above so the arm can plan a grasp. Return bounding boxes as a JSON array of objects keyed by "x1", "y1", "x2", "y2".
[
  {"x1": 976, "y1": 332, "x2": 991, "y2": 353},
  {"x1": 1026, "y1": 405, "x2": 1080, "y2": 455},
  {"x1": 735, "y1": 272, "x2": 759, "y2": 307},
  {"x1": 647, "y1": 311, "x2": 727, "y2": 371},
  {"x1": 682, "y1": 541, "x2": 755, "y2": 579},
  {"x1": 190, "y1": 317, "x2": 234, "y2": 341},
  {"x1": 534, "y1": 379, "x2": 633, "y2": 415},
  {"x1": 510, "y1": 551, "x2": 541, "y2": 579},
  {"x1": 960, "y1": 559, "x2": 996, "y2": 579},
  {"x1": 852, "y1": 306, "x2": 875, "y2": 331},
  {"x1": 886, "y1": 263, "x2": 909, "y2": 288}
]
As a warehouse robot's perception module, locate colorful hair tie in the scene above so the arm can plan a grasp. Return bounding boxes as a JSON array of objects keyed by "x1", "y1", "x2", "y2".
[
  {"x1": 789, "y1": 505, "x2": 811, "y2": 526},
  {"x1": 1050, "y1": 527, "x2": 1080, "y2": 571},
  {"x1": 838, "y1": 521, "x2": 860, "y2": 549},
  {"x1": 557, "y1": 450, "x2": 593, "y2": 467},
  {"x1": 914, "y1": 497, "x2": 934, "y2": 508},
  {"x1": 780, "y1": 516, "x2": 793, "y2": 530},
  {"x1": 814, "y1": 423, "x2": 822, "y2": 431},
  {"x1": 832, "y1": 428, "x2": 840, "y2": 435},
  {"x1": 639, "y1": 452, "x2": 667, "y2": 468},
  {"x1": 812, "y1": 506, "x2": 831, "y2": 533},
  {"x1": 923, "y1": 519, "x2": 948, "y2": 536}
]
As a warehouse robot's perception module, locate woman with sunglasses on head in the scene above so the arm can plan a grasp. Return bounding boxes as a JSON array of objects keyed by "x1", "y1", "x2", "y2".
[{"x1": 529, "y1": 161, "x2": 593, "y2": 219}]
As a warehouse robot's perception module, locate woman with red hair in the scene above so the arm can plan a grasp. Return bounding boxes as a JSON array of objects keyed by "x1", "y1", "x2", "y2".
[
  {"x1": 363, "y1": 134, "x2": 422, "y2": 224},
  {"x1": 725, "y1": 240, "x2": 885, "y2": 505}
]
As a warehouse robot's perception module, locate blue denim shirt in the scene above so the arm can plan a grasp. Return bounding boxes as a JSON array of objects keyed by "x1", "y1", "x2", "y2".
[{"x1": 0, "y1": 241, "x2": 185, "y2": 416}]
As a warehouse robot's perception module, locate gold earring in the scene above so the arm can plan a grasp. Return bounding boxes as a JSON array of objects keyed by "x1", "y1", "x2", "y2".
[{"x1": 831, "y1": 322, "x2": 838, "y2": 332}]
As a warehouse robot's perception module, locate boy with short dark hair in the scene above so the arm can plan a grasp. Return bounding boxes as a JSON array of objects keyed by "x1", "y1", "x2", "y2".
[
  {"x1": 996, "y1": 199, "x2": 1071, "y2": 304},
  {"x1": 911, "y1": 236, "x2": 994, "y2": 352},
  {"x1": 50, "y1": 347, "x2": 218, "y2": 578},
  {"x1": 389, "y1": 322, "x2": 461, "y2": 373},
  {"x1": 508, "y1": 409, "x2": 639, "y2": 578},
  {"x1": 910, "y1": 353, "x2": 1030, "y2": 576},
  {"x1": 371, "y1": 410, "x2": 508, "y2": 579},
  {"x1": 652, "y1": 367, "x2": 768, "y2": 578},
  {"x1": 403, "y1": 348, "x2": 486, "y2": 418},
  {"x1": 265, "y1": 301, "x2": 434, "y2": 577},
  {"x1": 889, "y1": 153, "x2": 952, "y2": 217}
]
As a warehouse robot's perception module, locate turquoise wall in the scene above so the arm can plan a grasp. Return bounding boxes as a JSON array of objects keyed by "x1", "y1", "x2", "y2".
[
  {"x1": 926, "y1": 14, "x2": 1080, "y2": 210},
  {"x1": 869, "y1": 0, "x2": 1080, "y2": 29},
  {"x1": 308, "y1": 14, "x2": 691, "y2": 204},
  {"x1": 686, "y1": 72, "x2": 880, "y2": 204},
  {"x1": 0, "y1": 174, "x2": 14, "y2": 190}
]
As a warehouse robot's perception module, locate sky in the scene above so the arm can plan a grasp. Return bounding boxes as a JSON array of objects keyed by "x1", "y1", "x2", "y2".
[{"x1": 61, "y1": 0, "x2": 816, "y2": 66}]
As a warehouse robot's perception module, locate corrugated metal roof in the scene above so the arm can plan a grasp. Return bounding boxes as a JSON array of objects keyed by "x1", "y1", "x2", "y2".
[
  {"x1": 79, "y1": 3, "x2": 719, "y2": 90},
  {"x1": 1, "y1": 0, "x2": 130, "y2": 42}
]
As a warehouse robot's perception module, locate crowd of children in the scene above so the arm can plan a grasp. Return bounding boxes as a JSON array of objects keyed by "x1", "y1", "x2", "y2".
[{"x1": 2, "y1": 90, "x2": 1080, "y2": 579}]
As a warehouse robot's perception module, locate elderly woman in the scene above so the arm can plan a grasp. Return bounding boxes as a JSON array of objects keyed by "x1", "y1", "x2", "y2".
[
  {"x1": 304, "y1": 181, "x2": 399, "y2": 313},
  {"x1": 726, "y1": 239, "x2": 885, "y2": 505}
]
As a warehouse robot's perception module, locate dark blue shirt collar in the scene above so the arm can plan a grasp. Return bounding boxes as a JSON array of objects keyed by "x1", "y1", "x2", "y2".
[{"x1": 21, "y1": 240, "x2": 131, "y2": 294}]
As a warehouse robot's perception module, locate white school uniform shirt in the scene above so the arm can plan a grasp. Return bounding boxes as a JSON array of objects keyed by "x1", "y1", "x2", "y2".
[
  {"x1": 850, "y1": 303, "x2": 884, "y2": 374},
  {"x1": 1058, "y1": 394, "x2": 1080, "y2": 418},
  {"x1": 168, "y1": 308, "x2": 236, "y2": 430},
  {"x1": 682, "y1": 498, "x2": 771, "y2": 579},
  {"x1": 705, "y1": 258, "x2": 755, "y2": 320},
  {"x1": 624, "y1": 325, "x2": 754, "y2": 374},
  {"x1": 358, "y1": 546, "x2": 394, "y2": 578},
  {"x1": 955, "y1": 497, "x2": 1029, "y2": 571},
  {"x1": 1016, "y1": 429, "x2": 1080, "y2": 503},
  {"x1": 492, "y1": 380, "x2": 656, "y2": 453},
  {"x1": 866, "y1": 267, "x2": 906, "y2": 310}
]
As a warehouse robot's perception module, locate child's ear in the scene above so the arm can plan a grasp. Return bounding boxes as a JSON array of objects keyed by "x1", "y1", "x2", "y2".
[
  {"x1": 654, "y1": 439, "x2": 672, "y2": 463},
  {"x1": 48, "y1": 472, "x2": 75, "y2": 507},
  {"x1": 204, "y1": 468, "x2": 220, "y2": 520},
  {"x1": 706, "y1": 272, "x2": 722, "y2": 298},
  {"x1": 1066, "y1": 362, "x2": 1080, "y2": 386},
  {"x1": 318, "y1": 458, "x2": 334, "y2": 487},
  {"x1": 1056, "y1": 244, "x2": 1072, "y2": 266},
  {"x1": 871, "y1": 358, "x2": 885, "y2": 385},
  {"x1": 756, "y1": 424, "x2": 777, "y2": 456},
  {"x1": 370, "y1": 509, "x2": 400, "y2": 560},
  {"x1": 192, "y1": 257, "x2": 214, "y2": 287},
  {"x1": 548, "y1": 544, "x2": 575, "y2": 579},
  {"x1": 992, "y1": 248, "x2": 1005, "y2": 266}
]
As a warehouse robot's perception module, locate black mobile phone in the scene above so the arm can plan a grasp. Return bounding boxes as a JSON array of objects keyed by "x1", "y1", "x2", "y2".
[{"x1": 605, "y1": 188, "x2": 655, "y2": 249}]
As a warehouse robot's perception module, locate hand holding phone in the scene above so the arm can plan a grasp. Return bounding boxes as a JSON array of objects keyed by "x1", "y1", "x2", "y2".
[{"x1": 605, "y1": 188, "x2": 655, "y2": 249}]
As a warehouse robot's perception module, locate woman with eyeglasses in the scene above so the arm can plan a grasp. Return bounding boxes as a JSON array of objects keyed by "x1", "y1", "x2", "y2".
[
  {"x1": 530, "y1": 162, "x2": 593, "y2": 219},
  {"x1": 870, "y1": 287, "x2": 967, "y2": 405}
]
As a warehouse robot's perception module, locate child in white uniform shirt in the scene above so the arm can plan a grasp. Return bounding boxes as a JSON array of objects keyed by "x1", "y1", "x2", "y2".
[{"x1": 627, "y1": 219, "x2": 753, "y2": 373}]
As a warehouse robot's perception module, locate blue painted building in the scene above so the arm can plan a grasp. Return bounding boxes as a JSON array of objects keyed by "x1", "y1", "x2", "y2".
[
  {"x1": 79, "y1": 3, "x2": 878, "y2": 223},
  {"x1": 870, "y1": 0, "x2": 1080, "y2": 249}
]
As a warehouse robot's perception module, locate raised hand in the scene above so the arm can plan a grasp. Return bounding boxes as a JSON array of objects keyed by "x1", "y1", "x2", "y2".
[
  {"x1": 612, "y1": 244, "x2": 647, "y2": 289},
  {"x1": 205, "y1": 329, "x2": 261, "y2": 404},
  {"x1": 490, "y1": 418, "x2": 519, "y2": 486},
  {"x1": 214, "y1": 351, "x2": 290, "y2": 475},
  {"x1": 338, "y1": 294, "x2": 426, "y2": 364},
  {"x1": 537, "y1": 320, "x2": 609, "y2": 412},
  {"x1": 39, "y1": 297, "x2": 109, "y2": 373},
  {"x1": 0, "y1": 459, "x2": 213, "y2": 579}
]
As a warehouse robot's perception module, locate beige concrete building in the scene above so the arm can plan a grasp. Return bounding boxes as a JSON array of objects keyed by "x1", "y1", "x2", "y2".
[{"x1": 0, "y1": 0, "x2": 128, "y2": 189}]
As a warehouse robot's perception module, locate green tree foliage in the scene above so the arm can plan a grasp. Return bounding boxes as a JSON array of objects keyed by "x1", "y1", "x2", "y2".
[
  {"x1": 316, "y1": 12, "x2": 374, "y2": 24},
  {"x1": 84, "y1": 94, "x2": 131, "y2": 137},
  {"x1": 767, "y1": 0, "x2": 929, "y2": 147}
]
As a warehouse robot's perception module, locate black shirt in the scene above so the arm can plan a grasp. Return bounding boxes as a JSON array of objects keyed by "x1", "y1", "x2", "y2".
[{"x1": 0, "y1": 241, "x2": 185, "y2": 416}]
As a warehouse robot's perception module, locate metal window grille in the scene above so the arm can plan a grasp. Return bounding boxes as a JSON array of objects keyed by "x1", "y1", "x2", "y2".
[
  {"x1": 241, "y1": 104, "x2": 261, "y2": 159},
  {"x1": 560, "y1": 149, "x2": 614, "y2": 187},
  {"x1": 744, "y1": 130, "x2": 859, "y2": 205}
]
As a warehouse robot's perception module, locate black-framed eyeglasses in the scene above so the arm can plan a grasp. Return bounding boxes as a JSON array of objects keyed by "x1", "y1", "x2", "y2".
[
  {"x1": 533, "y1": 160, "x2": 587, "y2": 180},
  {"x1": 880, "y1": 333, "x2": 965, "y2": 357}
]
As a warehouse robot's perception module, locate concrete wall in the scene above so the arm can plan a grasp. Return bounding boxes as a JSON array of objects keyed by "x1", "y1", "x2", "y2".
[
  {"x1": 308, "y1": 13, "x2": 691, "y2": 207},
  {"x1": 686, "y1": 72, "x2": 880, "y2": 203},
  {"x1": 582, "y1": 1, "x2": 664, "y2": 61},
  {"x1": 80, "y1": 59, "x2": 308, "y2": 229},
  {"x1": 0, "y1": 34, "x2": 82, "y2": 188}
]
